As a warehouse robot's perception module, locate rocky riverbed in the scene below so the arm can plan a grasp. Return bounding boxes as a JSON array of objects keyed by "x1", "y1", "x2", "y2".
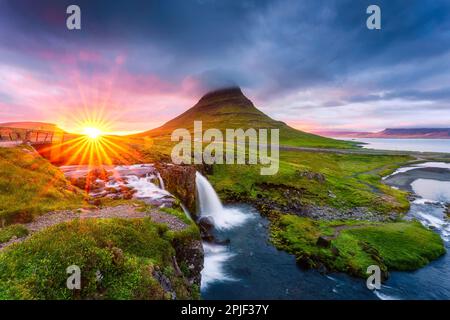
[{"x1": 60, "y1": 164, "x2": 197, "y2": 212}]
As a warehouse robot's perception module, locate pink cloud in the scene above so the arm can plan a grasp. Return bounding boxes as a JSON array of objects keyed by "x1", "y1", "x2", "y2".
[{"x1": 0, "y1": 53, "x2": 200, "y2": 134}]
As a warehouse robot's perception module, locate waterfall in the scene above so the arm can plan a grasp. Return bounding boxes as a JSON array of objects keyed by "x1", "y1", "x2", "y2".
[
  {"x1": 195, "y1": 171, "x2": 248, "y2": 230},
  {"x1": 196, "y1": 172, "x2": 223, "y2": 217},
  {"x1": 156, "y1": 172, "x2": 165, "y2": 190}
]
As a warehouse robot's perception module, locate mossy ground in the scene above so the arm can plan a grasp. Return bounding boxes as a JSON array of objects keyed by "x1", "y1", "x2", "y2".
[
  {"x1": 208, "y1": 149, "x2": 411, "y2": 214},
  {"x1": 0, "y1": 147, "x2": 85, "y2": 224},
  {"x1": 271, "y1": 215, "x2": 445, "y2": 278},
  {"x1": 0, "y1": 224, "x2": 28, "y2": 244},
  {"x1": 0, "y1": 217, "x2": 200, "y2": 300},
  {"x1": 0, "y1": 147, "x2": 201, "y2": 300},
  {"x1": 137, "y1": 136, "x2": 447, "y2": 277}
]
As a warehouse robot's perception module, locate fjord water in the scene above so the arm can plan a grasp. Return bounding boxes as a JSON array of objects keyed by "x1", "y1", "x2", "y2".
[
  {"x1": 378, "y1": 165, "x2": 450, "y2": 299},
  {"x1": 349, "y1": 138, "x2": 450, "y2": 153}
]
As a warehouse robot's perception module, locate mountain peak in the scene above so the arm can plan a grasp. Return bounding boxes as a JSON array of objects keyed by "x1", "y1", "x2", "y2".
[
  {"x1": 196, "y1": 86, "x2": 253, "y2": 110},
  {"x1": 137, "y1": 87, "x2": 353, "y2": 149},
  {"x1": 199, "y1": 86, "x2": 244, "y2": 101}
]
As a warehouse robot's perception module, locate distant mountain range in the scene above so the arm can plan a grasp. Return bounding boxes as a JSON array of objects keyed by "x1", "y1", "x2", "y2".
[{"x1": 316, "y1": 128, "x2": 450, "y2": 139}]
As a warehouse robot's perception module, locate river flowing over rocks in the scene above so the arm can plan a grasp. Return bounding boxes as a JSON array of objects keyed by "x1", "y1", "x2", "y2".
[
  {"x1": 60, "y1": 163, "x2": 204, "y2": 290},
  {"x1": 60, "y1": 164, "x2": 196, "y2": 210},
  {"x1": 59, "y1": 161, "x2": 450, "y2": 299}
]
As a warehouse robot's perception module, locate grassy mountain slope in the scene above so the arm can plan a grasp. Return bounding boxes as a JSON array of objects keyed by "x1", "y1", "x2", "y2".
[
  {"x1": 138, "y1": 87, "x2": 355, "y2": 149},
  {"x1": 0, "y1": 147, "x2": 84, "y2": 225}
]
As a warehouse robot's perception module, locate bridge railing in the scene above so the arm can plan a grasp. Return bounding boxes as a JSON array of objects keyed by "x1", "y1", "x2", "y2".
[{"x1": 0, "y1": 127, "x2": 63, "y2": 144}]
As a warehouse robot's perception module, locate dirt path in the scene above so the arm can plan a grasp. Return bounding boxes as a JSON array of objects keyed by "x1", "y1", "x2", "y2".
[{"x1": 0, "y1": 205, "x2": 188, "y2": 251}]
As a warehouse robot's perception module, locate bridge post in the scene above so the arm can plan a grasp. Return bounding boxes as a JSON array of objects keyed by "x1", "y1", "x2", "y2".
[{"x1": 25, "y1": 131, "x2": 30, "y2": 143}]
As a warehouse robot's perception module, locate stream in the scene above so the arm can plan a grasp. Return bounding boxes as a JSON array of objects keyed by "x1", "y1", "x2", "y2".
[
  {"x1": 61, "y1": 162, "x2": 450, "y2": 300},
  {"x1": 199, "y1": 163, "x2": 450, "y2": 300}
]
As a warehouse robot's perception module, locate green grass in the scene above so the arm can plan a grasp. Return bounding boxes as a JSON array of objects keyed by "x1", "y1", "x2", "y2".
[
  {"x1": 141, "y1": 91, "x2": 357, "y2": 149},
  {"x1": 0, "y1": 147, "x2": 84, "y2": 225},
  {"x1": 208, "y1": 149, "x2": 411, "y2": 214},
  {"x1": 0, "y1": 225, "x2": 29, "y2": 244},
  {"x1": 0, "y1": 218, "x2": 200, "y2": 300},
  {"x1": 271, "y1": 215, "x2": 445, "y2": 278}
]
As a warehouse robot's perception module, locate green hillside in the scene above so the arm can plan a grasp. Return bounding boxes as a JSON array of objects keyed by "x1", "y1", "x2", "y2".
[
  {"x1": 0, "y1": 147, "x2": 84, "y2": 225},
  {"x1": 138, "y1": 87, "x2": 356, "y2": 149}
]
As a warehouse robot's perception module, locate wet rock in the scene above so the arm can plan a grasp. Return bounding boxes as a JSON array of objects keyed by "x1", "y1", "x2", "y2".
[
  {"x1": 445, "y1": 203, "x2": 450, "y2": 217},
  {"x1": 255, "y1": 183, "x2": 305, "y2": 216},
  {"x1": 201, "y1": 234, "x2": 215, "y2": 243},
  {"x1": 72, "y1": 176, "x2": 105, "y2": 193},
  {"x1": 88, "y1": 168, "x2": 111, "y2": 181},
  {"x1": 72, "y1": 177, "x2": 87, "y2": 190},
  {"x1": 317, "y1": 263, "x2": 328, "y2": 274},
  {"x1": 296, "y1": 255, "x2": 314, "y2": 269},
  {"x1": 105, "y1": 187, "x2": 119, "y2": 194},
  {"x1": 156, "y1": 163, "x2": 197, "y2": 216},
  {"x1": 171, "y1": 239, "x2": 204, "y2": 286},
  {"x1": 302, "y1": 205, "x2": 399, "y2": 222},
  {"x1": 198, "y1": 216, "x2": 215, "y2": 232},
  {"x1": 196, "y1": 163, "x2": 214, "y2": 175},
  {"x1": 316, "y1": 236, "x2": 331, "y2": 248},
  {"x1": 197, "y1": 216, "x2": 216, "y2": 242},
  {"x1": 152, "y1": 268, "x2": 176, "y2": 300},
  {"x1": 296, "y1": 170, "x2": 326, "y2": 183}
]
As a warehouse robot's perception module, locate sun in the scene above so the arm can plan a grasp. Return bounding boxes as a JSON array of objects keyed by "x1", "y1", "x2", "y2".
[{"x1": 83, "y1": 127, "x2": 103, "y2": 139}]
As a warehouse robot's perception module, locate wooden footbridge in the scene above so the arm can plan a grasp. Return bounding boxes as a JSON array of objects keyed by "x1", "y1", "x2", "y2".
[{"x1": 0, "y1": 126, "x2": 64, "y2": 147}]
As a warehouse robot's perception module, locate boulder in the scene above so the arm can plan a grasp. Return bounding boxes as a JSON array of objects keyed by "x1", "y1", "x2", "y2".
[
  {"x1": 171, "y1": 239, "x2": 204, "y2": 287},
  {"x1": 198, "y1": 216, "x2": 215, "y2": 232},
  {"x1": 197, "y1": 216, "x2": 216, "y2": 242},
  {"x1": 316, "y1": 236, "x2": 331, "y2": 248},
  {"x1": 296, "y1": 170, "x2": 326, "y2": 183},
  {"x1": 87, "y1": 168, "x2": 111, "y2": 180},
  {"x1": 155, "y1": 164, "x2": 197, "y2": 217}
]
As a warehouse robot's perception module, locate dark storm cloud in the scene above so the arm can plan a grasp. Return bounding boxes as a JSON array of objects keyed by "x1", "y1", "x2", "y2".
[
  {"x1": 0, "y1": 0, "x2": 449, "y2": 130},
  {"x1": 348, "y1": 87, "x2": 450, "y2": 104}
]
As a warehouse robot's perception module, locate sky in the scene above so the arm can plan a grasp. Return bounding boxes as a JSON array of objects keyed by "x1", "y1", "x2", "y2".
[{"x1": 0, "y1": 0, "x2": 449, "y2": 134}]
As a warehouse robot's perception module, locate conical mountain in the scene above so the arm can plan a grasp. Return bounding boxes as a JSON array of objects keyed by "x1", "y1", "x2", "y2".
[{"x1": 140, "y1": 87, "x2": 352, "y2": 148}]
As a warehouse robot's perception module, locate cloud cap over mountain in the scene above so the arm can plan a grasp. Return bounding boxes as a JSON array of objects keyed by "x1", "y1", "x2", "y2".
[{"x1": 0, "y1": 0, "x2": 449, "y2": 133}]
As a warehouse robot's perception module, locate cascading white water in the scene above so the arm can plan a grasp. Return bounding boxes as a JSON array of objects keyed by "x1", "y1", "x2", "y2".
[
  {"x1": 195, "y1": 171, "x2": 248, "y2": 230},
  {"x1": 201, "y1": 243, "x2": 236, "y2": 289},
  {"x1": 157, "y1": 172, "x2": 165, "y2": 190},
  {"x1": 196, "y1": 172, "x2": 223, "y2": 216},
  {"x1": 195, "y1": 171, "x2": 250, "y2": 291}
]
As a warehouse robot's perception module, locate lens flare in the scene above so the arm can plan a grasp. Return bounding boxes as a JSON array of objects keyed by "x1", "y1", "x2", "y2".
[{"x1": 83, "y1": 127, "x2": 102, "y2": 139}]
